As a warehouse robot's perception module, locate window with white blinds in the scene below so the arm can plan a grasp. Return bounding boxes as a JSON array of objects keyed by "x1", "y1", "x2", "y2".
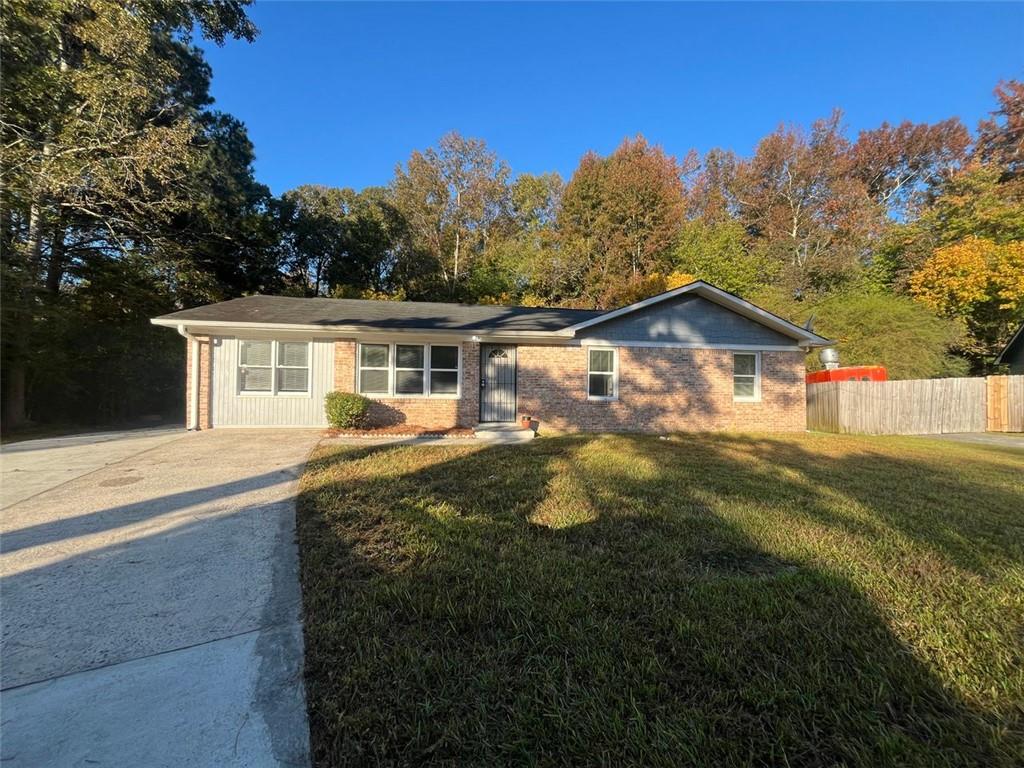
[
  {"x1": 238, "y1": 340, "x2": 311, "y2": 395},
  {"x1": 357, "y1": 343, "x2": 461, "y2": 398}
]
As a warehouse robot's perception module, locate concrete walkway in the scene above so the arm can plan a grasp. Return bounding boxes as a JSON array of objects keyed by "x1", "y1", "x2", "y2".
[{"x1": 1, "y1": 428, "x2": 320, "y2": 767}]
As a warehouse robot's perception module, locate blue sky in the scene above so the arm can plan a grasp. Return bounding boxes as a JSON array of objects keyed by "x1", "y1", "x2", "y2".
[{"x1": 200, "y1": 1, "x2": 1024, "y2": 195}]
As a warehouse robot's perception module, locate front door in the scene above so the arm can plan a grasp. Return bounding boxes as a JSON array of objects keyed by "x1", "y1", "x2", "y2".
[{"x1": 480, "y1": 344, "x2": 517, "y2": 422}]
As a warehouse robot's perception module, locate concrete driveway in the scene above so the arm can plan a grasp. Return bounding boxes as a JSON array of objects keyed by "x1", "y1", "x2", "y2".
[
  {"x1": 918, "y1": 431, "x2": 1024, "y2": 450},
  {"x1": 1, "y1": 428, "x2": 321, "y2": 767}
]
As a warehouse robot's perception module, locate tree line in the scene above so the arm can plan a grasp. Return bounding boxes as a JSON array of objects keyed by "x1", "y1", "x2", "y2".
[{"x1": 2, "y1": 1, "x2": 1022, "y2": 429}]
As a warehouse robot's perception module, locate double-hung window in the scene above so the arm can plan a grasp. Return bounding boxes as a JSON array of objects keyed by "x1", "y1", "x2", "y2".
[
  {"x1": 276, "y1": 342, "x2": 310, "y2": 392},
  {"x1": 587, "y1": 347, "x2": 617, "y2": 400},
  {"x1": 428, "y1": 346, "x2": 459, "y2": 395},
  {"x1": 395, "y1": 344, "x2": 425, "y2": 395},
  {"x1": 358, "y1": 344, "x2": 390, "y2": 394},
  {"x1": 733, "y1": 352, "x2": 760, "y2": 402},
  {"x1": 238, "y1": 340, "x2": 310, "y2": 395},
  {"x1": 358, "y1": 343, "x2": 460, "y2": 397}
]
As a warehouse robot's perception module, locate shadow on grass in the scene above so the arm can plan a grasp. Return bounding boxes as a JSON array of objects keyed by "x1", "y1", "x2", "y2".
[{"x1": 297, "y1": 434, "x2": 1024, "y2": 767}]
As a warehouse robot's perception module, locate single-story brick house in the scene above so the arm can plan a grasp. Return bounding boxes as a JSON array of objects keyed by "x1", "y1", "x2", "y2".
[{"x1": 151, "y1": 281, "x2": 830, "y2": 433}]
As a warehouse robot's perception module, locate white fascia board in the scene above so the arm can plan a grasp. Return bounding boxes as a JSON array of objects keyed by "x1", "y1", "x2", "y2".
[
  {"x1": 577, "y1": 339, "x2": 806, "y2": 352},
  {"x1": 562, "y1": 281, "x2": 831, "y2": 346},
  {"x1": 150, "y1": 317, "x2": 574, "y2": 341}
]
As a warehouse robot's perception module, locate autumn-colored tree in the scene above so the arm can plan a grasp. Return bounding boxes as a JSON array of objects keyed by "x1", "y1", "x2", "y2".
[
  {"x1": 731, "y1": 111, "x2": 880, "y2": 292},
  {"x1": 559, "y1": 136, "x2": 692, "y2": 307},
  {"x1": 687, "y1": 148, "x2": 739, "y2": 222},
  {"x1": 910, "y1": 237, "x2": 1024, "y2": 364},
  {"x1": 391, "y1": 132, "x2": 511, "y2": 299},
  {"x1": 603, "y1": 136, "x2": 693, "y2": 279},
  {"x1": 595, "y1": 271, "x2": 695, "y2": 309},
  {"x1": 851, "y1": 118, "x2": 969, "y2": 218},
  {"x1": 974, "y1": 80, "x2": 1024, "y2": 179},
  {"x1": 557, "y1": 150, "x2": 608, "y2": 298},
  {"x1": 918, "y1": 164, "x2": 1024, "y2": 246}
]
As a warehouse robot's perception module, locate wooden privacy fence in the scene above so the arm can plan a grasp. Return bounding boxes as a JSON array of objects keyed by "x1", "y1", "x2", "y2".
[
  {"x1": 807, "y1": 375, "x2": 1023, "y2": 435},
  {"x1": 987, "y1": 375, "x2": 1024, "y2": 432}
]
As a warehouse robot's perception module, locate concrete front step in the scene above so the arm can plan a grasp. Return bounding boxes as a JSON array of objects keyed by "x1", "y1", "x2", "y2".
[{"x1": 474, "y1": 423, "x2": 535, "y2": 442}]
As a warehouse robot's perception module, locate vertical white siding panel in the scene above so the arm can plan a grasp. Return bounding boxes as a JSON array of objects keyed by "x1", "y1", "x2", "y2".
[{"x1": 211, "y1": 337, "x2": 333, "y2": 426}]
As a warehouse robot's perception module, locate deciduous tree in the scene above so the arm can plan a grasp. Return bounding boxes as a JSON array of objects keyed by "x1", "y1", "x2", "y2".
[
  {"x1": 851, "y1": 118, "x2": 969, "y2": 218},
  {"x1": 910, "y1": 237, "x2": 1024, "y2": 364},
  {"x1": 1, "y1": 0, "x2": 259, "y2": 426},
  {"x1": 731, "y1": 111, "x2": 880, "y2": 293},
  {"x1": 391, "y1": 132, "x2": 511, "y2": 299},
  {"x1": 559, "y1": 136, "x2": 693, "y2": 307},
  {"x1": 975, "y1": 79, "x2": 1024, "y2": 179}
]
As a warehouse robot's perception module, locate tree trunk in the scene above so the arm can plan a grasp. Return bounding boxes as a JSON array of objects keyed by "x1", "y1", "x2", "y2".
[
  {"x1": 452, "y1": 229, "x2": 460, "y2": 297},
  {"x1": 1, "y1": 21, "x2": 67, "y2": 428},
  {"x1": 46, "y1": 223, "x2": 67, "y2": 294},
  {"x1": 3, "y1": 201, "x2": 45, "y2": 429},
  {"x1": 2, "y1": 361, "x2": 28, "y2": 430}
]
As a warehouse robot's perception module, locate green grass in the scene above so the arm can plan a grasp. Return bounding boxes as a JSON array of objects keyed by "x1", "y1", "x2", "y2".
[{"x1": 297, "y1": 433, "x2": 1024, "y2": 767}]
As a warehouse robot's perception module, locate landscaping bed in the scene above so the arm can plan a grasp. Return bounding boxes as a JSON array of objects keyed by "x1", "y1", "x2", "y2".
[
  {"x1": 297, "y1": 432, "x2": 1024, "y2": 767},
  {"x1": 323, "y1": 425, "x2": 475, "y2": 439}
]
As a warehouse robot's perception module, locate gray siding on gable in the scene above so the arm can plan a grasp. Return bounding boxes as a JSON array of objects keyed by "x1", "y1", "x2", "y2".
[
  {"x1": 1004, "y1": 344, "x2": 1024, "y2": 374},
  {"x1": 578, "y1": 294, "x2": 796, "y2": 346}
]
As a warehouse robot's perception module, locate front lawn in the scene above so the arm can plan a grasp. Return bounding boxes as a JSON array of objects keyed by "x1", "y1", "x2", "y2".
[{"x1": 297, "y1": 433, "x2": 1024, "y2": 767}]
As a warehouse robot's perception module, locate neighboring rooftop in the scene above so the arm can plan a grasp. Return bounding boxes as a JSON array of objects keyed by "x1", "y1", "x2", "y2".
[
  {"x1": 995, "y1": 323, "x2": 1024, "y2": 366},
  {"x1": 154, "y1": 294, "x2": 604, "y2": 333}
]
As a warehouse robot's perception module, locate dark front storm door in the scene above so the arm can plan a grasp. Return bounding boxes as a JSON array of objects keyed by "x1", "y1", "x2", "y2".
[{"x1": 480, "y1": 344, "x2": 517, "y2": 422}]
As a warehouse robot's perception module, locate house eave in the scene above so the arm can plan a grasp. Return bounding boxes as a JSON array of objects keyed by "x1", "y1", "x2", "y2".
[{"x1": 150, "y1": 317, "x2": 577, "y2": 341}]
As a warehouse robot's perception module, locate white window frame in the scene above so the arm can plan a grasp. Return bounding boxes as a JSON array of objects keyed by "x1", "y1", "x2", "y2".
[
  {"x1": 394, "y1": 344, "x2": 427, "y2": 397},
  {"x1": 356, "y1": 342, "x2": 461, "y2": 399},
  {"x1": 732, "y1": 351, "x2": 761, "y2": 403},
  {"x1": 237, "y1": 339, "x2": 312, "y2": 398},
  {"x1": 587, "y1": 346, "x2": 618, "y2": 401},
  {"x1": 357, "y1": 343, "x2": 392, "y2": 397},
  {"x1": 427, "y1": 345, "x2": 460, "y2": 397}
]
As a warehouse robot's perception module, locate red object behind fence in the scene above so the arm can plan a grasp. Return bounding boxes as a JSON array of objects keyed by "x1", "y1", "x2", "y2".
[{"x1": 806, "y1": 366, "x2": 888, "y2": 384}]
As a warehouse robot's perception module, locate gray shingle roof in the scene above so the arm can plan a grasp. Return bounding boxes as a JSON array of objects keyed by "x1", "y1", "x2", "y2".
[{"x1": 155, "y1": 294, "x2": 604, "y2": 333}]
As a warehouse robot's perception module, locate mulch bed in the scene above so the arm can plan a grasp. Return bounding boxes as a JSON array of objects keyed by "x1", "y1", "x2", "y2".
[{"x1": 324, "y1": 425, "x2": 476, "y2": 439}]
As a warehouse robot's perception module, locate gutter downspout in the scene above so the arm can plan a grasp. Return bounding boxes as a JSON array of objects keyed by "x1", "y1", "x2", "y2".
[{"x1": 177, "y1": 324, "x2": 199, "y2": 430}]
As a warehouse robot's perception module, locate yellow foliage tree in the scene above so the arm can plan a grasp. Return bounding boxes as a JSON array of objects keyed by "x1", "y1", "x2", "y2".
[
  {"x1": 665, "y1": 271, "x2": 697, "y2": 290},
  {"x1": 910, "y1": 237, "x2": 1024, "y2": 316},
  {"x1": 909, "y1": 238, "x2": 993, "y2": 316},
  {"x1": 910, "y1": 237, "x2": 1024, "y2": 360},
  {"x1": 992, "y1": 241, "x2": 1024, "y2": 310}
]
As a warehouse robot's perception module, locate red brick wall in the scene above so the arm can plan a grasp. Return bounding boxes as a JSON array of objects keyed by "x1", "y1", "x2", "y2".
[
  {"x1": 332, "y1": 340, "x2": 480, "y2": 429},
  {"x1": 184, "y1": 336, "x2": 213, "y2": 430},
  {"x1": 327, "y1": 340, "x2": 803, "y2": 432},
  {"x1": 516, "y1": 345, "x2": 806, "y2": 433}
]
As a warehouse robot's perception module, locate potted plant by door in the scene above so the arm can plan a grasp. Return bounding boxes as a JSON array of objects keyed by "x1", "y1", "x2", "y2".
[{"x1": 519, "y1": 414, "x2": 532, "y2": 430}]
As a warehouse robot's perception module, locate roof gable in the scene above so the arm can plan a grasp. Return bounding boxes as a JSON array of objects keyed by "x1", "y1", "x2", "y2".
[
  {"x1": 577, "y1": 293, "x2": 797, "y2": 346},
  {"x1": 995, "y1": 323, "x2": 1024, "y2": 365},
  {"x1": 567, "y1": 281, "x2": 830, "y2": 347}
]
